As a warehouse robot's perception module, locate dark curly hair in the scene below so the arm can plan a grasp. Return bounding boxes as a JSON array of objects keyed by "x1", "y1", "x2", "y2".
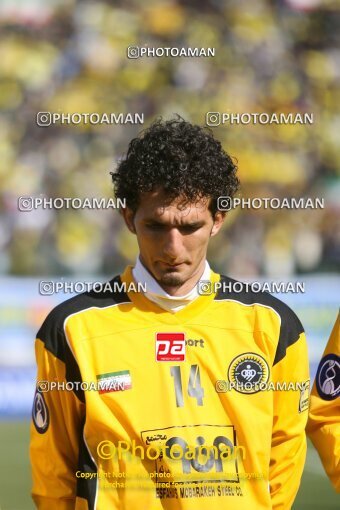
[{"x1": 111, "y1": 116, "x2": 239, "y2": 216}]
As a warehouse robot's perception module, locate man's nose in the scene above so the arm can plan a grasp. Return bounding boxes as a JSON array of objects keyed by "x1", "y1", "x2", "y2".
[{"x1": 162, "y1": 228, "x2": 183, "y2": 259}]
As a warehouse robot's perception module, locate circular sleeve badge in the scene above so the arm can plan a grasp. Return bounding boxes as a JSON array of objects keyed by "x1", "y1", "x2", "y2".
[
  {"x1": 228, "y1": 352, "x2": 269, "y2": 394},
  {"x1": 315, "y1": 354, "x2": 340, "y2": 401},
  {"x1": 32, "y1": 389, "x2": 49, "y2": 434}
]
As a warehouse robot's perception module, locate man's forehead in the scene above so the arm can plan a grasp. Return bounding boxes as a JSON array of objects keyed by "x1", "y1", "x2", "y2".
[{"x1": 138, "y1": 191, "x2": 210, "y2": 221}]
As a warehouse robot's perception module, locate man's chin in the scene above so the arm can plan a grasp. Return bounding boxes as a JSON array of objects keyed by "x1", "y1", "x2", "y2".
[{"x1": 158, "y1": 272, "x2": 186, "y2": 288}]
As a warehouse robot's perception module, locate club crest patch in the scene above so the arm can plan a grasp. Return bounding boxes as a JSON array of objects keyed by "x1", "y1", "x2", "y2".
[
  {"x1": 228, "y1": 352, "x2": 270, "y2": 394},
  {"x1": 315, "y1": 354, "x2": 340, "y2": 401},
  {"x1": 32, "y1": 389, "x2": 49, "y2": 434}
]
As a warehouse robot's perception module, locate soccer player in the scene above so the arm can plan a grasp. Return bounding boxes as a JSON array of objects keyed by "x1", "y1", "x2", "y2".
[
  {"x1": 30, "y1": 118, "x2": 310, "y2": 509},
  {"x1": 307, "y1": 313, "x2": 340, "y2": 492}
]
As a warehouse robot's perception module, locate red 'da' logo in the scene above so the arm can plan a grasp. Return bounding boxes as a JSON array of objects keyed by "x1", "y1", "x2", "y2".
[{"x1": 156, "y1": 333, "x2": 186, "y2": 362}]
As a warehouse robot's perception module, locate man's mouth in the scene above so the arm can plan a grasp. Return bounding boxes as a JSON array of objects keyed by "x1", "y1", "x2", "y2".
[{"x1": 160, "y1": 261, "x2": 185, "y2": 268}]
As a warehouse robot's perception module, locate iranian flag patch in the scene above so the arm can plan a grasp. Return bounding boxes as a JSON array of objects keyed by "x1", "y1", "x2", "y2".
[{"x1": 96, "y1": 370, "x2": 132, "y2": 394}]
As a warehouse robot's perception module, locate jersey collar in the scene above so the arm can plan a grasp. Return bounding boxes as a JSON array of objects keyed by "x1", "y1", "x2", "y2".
[{"x1": 120, "y1": 265, "x2": 221, "y2": 324}]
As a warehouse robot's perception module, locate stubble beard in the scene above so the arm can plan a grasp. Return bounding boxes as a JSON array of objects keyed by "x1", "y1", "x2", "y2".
[{"x1": 158, "y1": 272, "x2": 186, "y2": 289}]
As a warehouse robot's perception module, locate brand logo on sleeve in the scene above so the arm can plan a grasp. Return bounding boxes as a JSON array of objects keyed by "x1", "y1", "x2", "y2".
[
  {"x1": 32, "y1": 389, "x2": 49, "y2": 434},
  {"x1": 228, "y1": 353, "x2": 270, "y2": 394},
  {"x1": 299, "y1": 380, "x2": 310, "y2": 412},
  {"x1": 96, "y1": 370, "x2": 132, "y2": 394},
  {"x1": 156, "y1": 333, "x2": 186, "y2": 361},
  {"x1": 316, "y1": 354, "x2": 340, "y2": 401}
]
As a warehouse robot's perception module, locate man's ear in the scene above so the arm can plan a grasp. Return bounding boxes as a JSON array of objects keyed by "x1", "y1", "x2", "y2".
[
  {"x1": 210, "y1": 211, "x2": 226, "y2": 237},
  {"x1": 121, "y1": 207, "x2": 136, "y2": 234}
]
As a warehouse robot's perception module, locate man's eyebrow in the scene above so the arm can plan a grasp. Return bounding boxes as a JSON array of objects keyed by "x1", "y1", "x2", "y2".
[
  {"x1": 143, "y1": 218, "x2": 205, "y2": 227},
  {"x1": 181, "y1": 221, "x2": 205, "y2": 227}
]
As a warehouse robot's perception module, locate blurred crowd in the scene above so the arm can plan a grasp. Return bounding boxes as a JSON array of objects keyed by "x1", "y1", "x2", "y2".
[{"x1": 0, "y1": 0, "x2": 339, "y2": 278}]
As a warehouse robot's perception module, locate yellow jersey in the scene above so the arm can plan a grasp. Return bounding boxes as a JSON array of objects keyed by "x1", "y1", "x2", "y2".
[
  {"x1": 30, "y1": 267, "x2": 309, "y2": 510},
  {"x1": 307, "y1": 313, "x2": 340, "y2": 492}
]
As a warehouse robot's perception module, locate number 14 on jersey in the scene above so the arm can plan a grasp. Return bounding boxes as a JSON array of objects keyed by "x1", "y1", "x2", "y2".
[{"x1": 170, "y1": 364, "x2": 205, "y2": 407}]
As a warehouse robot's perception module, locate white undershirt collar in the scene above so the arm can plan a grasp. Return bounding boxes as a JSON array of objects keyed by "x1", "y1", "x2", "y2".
[{"x1": 132, "y1": 257, "x2": 211, "y2": 313}]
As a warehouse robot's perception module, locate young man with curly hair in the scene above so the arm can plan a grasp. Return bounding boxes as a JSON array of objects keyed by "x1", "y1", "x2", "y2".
[{"x1": 30, "y1": 118, "x2": 309, "y2": 510}]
